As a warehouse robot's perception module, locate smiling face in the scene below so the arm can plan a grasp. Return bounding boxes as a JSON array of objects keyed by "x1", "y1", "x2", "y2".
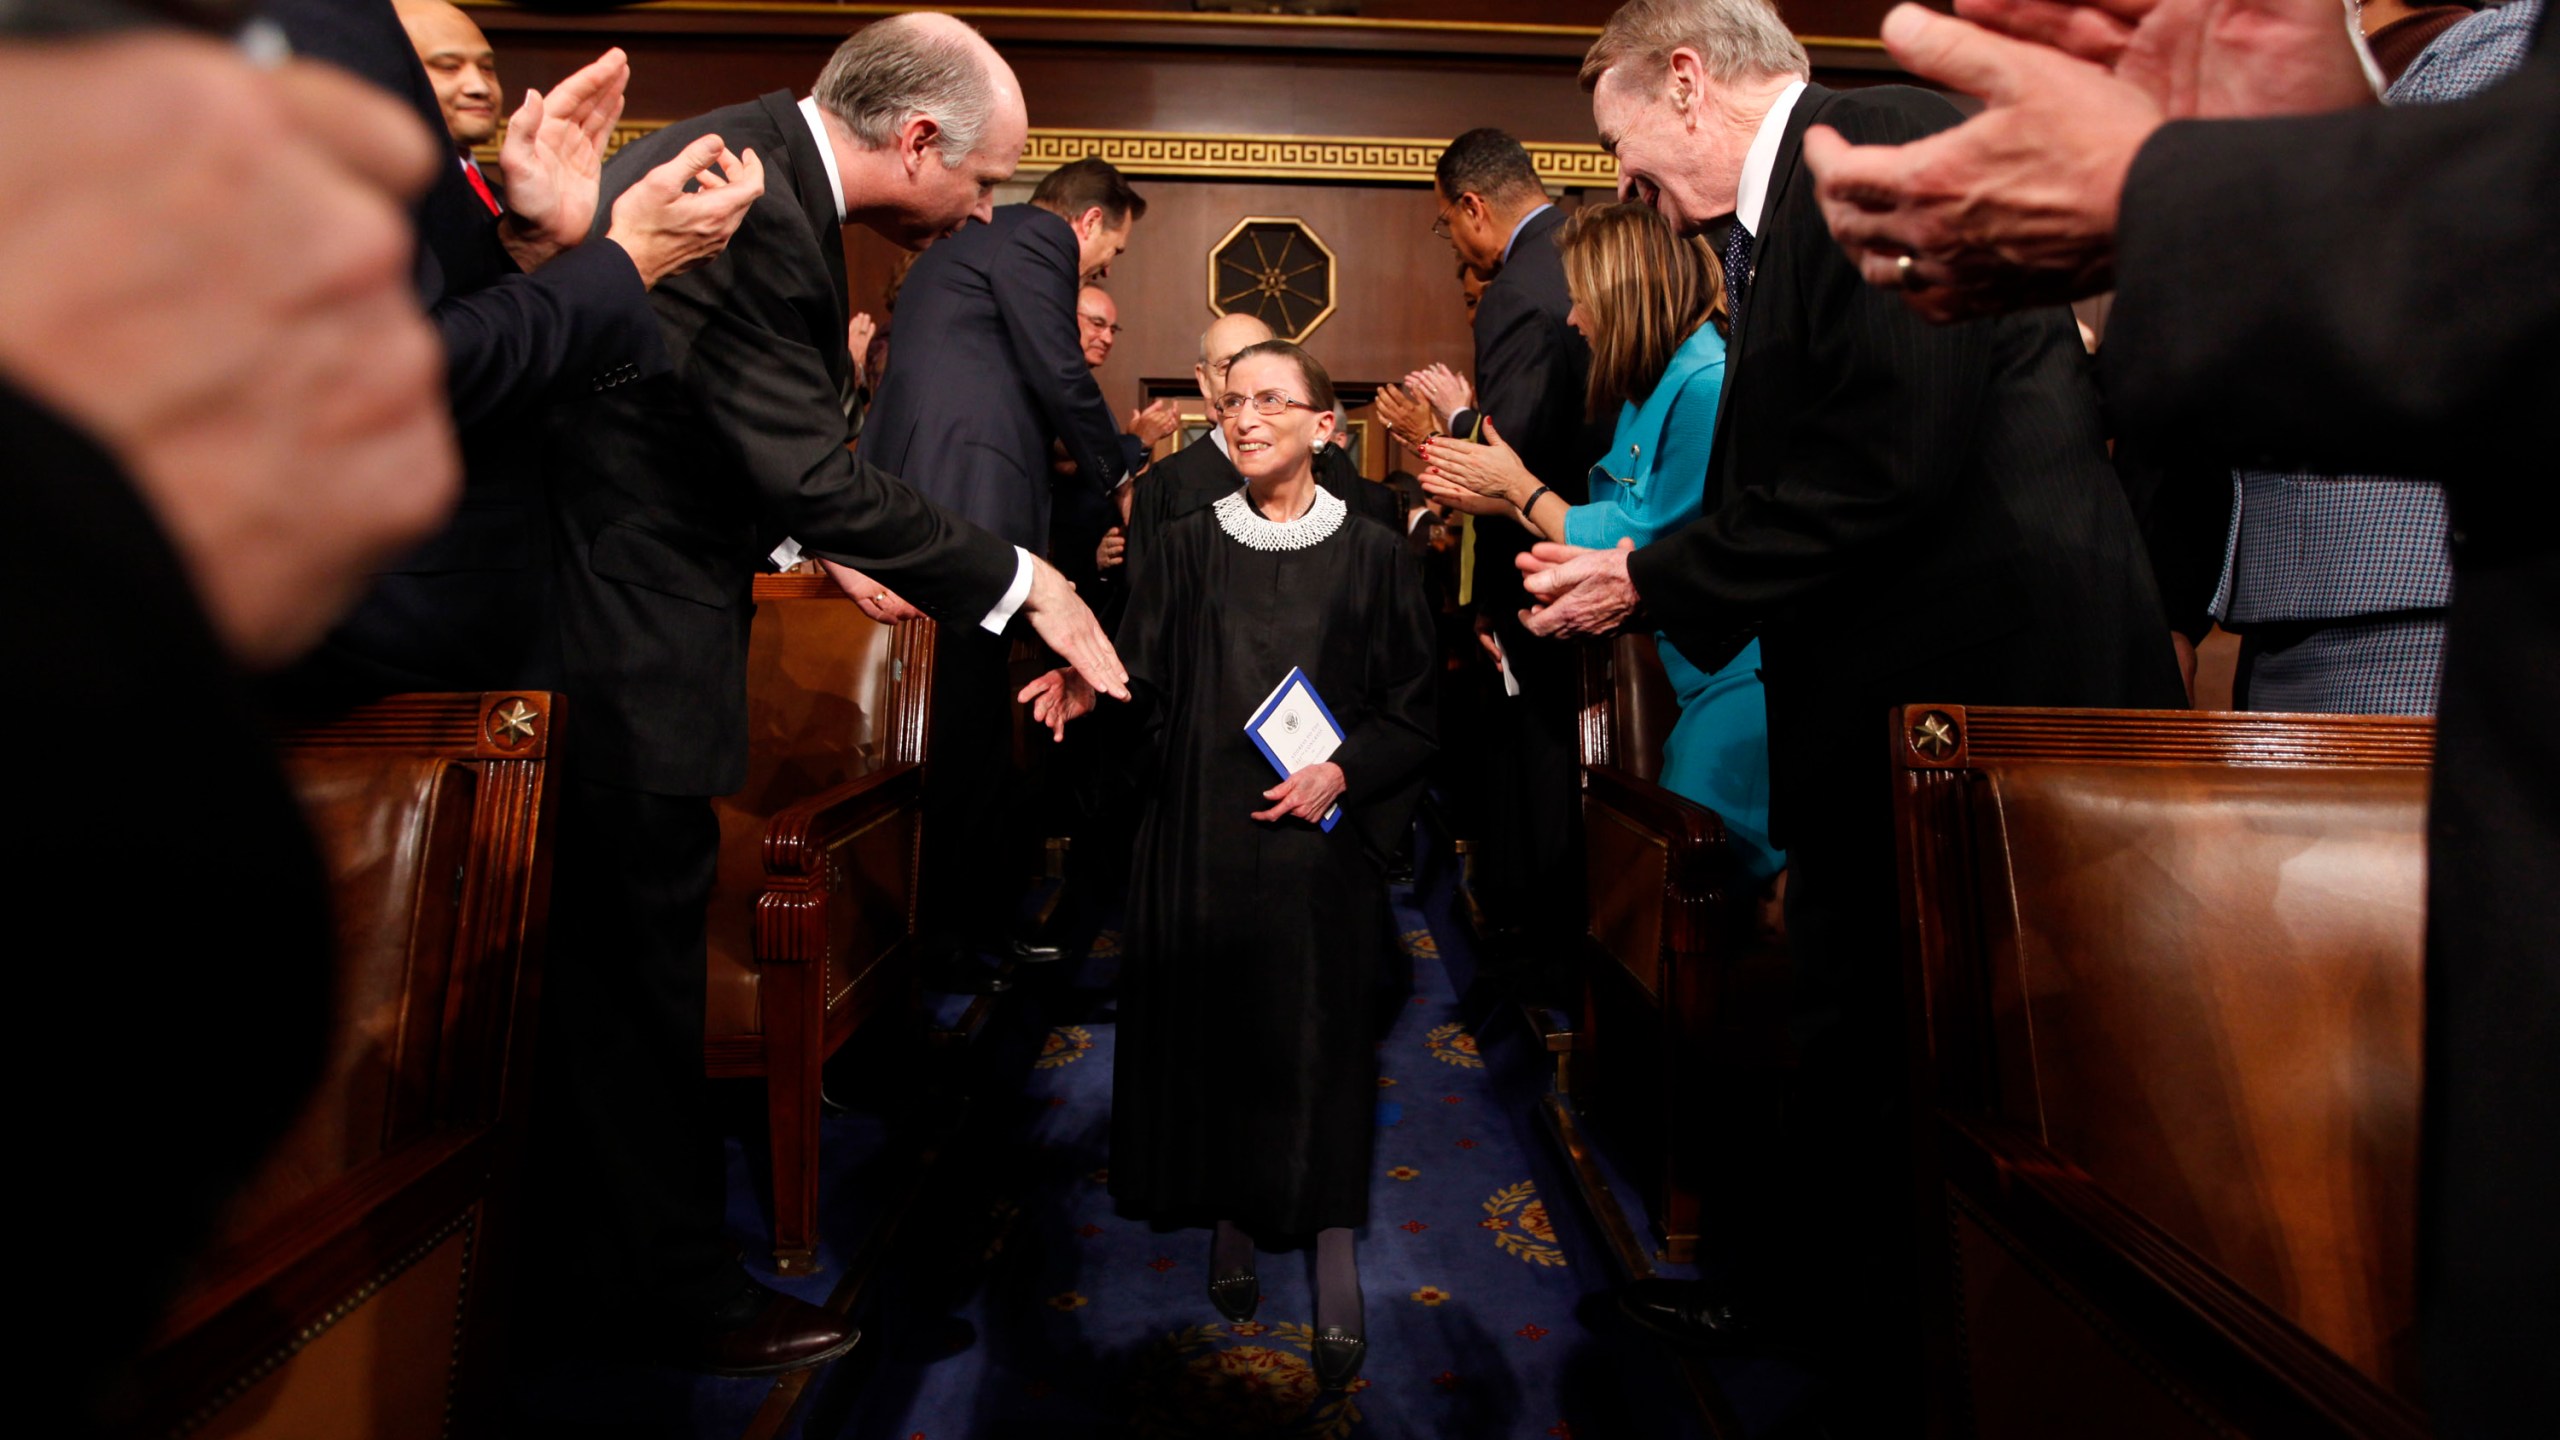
[
  {"x1": 397, "y1": 0, "x2": 500, "y2": 149},
  {"x1": 1077, "y1": 285, "x2": 1118, "y2": 367},
  {"x1": 1589, "y1": 50, "x2": 1741, "y2": 237},
  {"x1": 1221, "y1": 353, "x2": 1335, "y2": 483}
]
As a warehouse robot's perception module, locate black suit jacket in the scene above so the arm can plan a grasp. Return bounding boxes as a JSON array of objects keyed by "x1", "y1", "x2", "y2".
[
  {"x1": 1453, "y1": 203, "x2": 1611, "y2": 606},
  {"x1": 860, "y1": 204, "x2": 1144, "y2": 554},
  {"x1": 545, "y1": 92, "x2": 1020, "y2": 795},
  {"x1": 5, "y1": 385, "x2": 332, "y2": 1421},
  {"x1": 2103, "y1": 40, "x2": 2560, "y2": 1430},
  {"x1": 270, "y1": 0, "x2": 668, "y2": 702},
  {"x1": 1624, "y1": 84, "x2": 2180, "y2": 840}
]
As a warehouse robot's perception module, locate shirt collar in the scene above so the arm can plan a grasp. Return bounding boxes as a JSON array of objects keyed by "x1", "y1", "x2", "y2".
[
  {"x1": 1733, "y1": 79, "x2": 1806, "y2": 237},
  {"x1": 1210, "y1": 423, "x2": 1233, "y2": 460},
  {"x1": 1501, "y1": 202, "x2": 1555, "y2": 264},
  {"x1": 797, "y1": 94, "x2": 847, "y2": 223}
]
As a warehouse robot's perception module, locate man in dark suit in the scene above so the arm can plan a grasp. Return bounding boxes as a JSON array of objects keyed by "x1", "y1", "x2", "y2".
[
  {"x1": 272, "y1": 0, "x2": 754, "y2": 704},
  {"x1": 1796, "y1": 0, "x2": 2558, "y2": 1426},
  {"x1": 1530, "y1": 0, "x2": 2180, "y2": 1412},
  {"x1": 538, "y1": 13, "x2": 1129, "y2": 1374},
  {"x1": 1404, "y1": 128, "x2": 1611, "y2": 1002},
  {"x1": 859, "y1": 156, "x2": 1151, "y2": 967}
]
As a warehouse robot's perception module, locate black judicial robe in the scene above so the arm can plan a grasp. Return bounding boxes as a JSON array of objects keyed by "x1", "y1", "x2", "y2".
[{"x1": 1109, "y1": 488, "x2": 1436, "y2": 1236}]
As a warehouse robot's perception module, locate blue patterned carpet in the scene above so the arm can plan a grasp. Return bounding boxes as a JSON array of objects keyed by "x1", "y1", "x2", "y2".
[
  {"x1": 787, "y1": 879, "x2": 1708, "y2": 1440},
  {"x1": 503, "y1": 871, "x2": 1716, "y2": 1437}
]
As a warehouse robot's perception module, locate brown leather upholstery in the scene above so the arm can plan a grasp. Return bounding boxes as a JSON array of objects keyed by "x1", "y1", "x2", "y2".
[
  {"x1": 1607, "y1": 631, "x2": 1677, "y2": 785},
  {"x1": 1898, "y1": 706, "x2": 2433, "y2": 1439},
  {"x1": 129, "y1": 694, "x2": 557, "y2": 1440},
  {"x1": 702, "y1": 575, "x2": 932, "y2": 1272},
  {"x1": 218, "y1": 755, "x2": 476, "y2": 1243},
  {"x1": 707, "y1": 596, "x2": 905, "y2": 1039}
]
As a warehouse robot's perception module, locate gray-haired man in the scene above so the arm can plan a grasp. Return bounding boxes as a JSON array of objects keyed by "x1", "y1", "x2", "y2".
[{"x1": 535, "y1": 12, "x2": 1128, "y2": 1376}]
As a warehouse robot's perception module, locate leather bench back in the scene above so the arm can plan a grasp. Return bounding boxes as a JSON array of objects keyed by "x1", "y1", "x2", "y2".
[
  {"x1": 1968, "y1": 759, "x2": 2426, "y2": 1387},
  {"x1": 218, "y1": 753, "x2": 478, "y2": 1244},
  {"x1": 1608, "y1": 631, "x2": 1677, "y2": 783},
  {"x1": 707, "y1": 589, "x2": 912, "y2": 1039}
]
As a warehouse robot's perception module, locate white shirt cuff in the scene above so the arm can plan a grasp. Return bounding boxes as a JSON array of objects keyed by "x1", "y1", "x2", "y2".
[
  {"x1": 979, "y1": 546, "x2": 1036, "y2": 635},
  {"x1": 769, "y1": 536, "x2": 804, "y2": 569}
]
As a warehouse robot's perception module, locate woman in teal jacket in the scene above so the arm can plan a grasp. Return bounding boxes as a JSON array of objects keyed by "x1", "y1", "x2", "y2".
[{"x1": 1420, "y1": 202, "x2": 1781, "y2": 882}]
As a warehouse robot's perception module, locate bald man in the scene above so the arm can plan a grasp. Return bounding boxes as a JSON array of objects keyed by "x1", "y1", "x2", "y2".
[{"x1": 395, "y1": 0, "x2": 498, "y2": 153}]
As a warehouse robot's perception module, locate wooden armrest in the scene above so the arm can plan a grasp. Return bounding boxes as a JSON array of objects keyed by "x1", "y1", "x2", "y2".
[
  {"x1": 1585, "y1": 764, "x2": 1726, "y2": 851},
  {"x1": 761, "y1": 760, "x2": 923, "y2": 877}
]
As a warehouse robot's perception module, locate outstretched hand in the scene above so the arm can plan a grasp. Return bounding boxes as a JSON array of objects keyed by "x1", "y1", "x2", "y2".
[
  {"x1": 1253, "y1": 761, "x2": 1346, "y2": 825},
  {"x1": 494, "y1": 46, "x2": 626, "y2": 271},
  {"x1": 606, "y1": 133, "x2": 763, "y2": 289},
  {"x1": 819, "y1": 560, "x2": 923, "y2": 623},
  {"x1": 1518, "y1": 537, "x2": 1640, "y2": 638},
  {"x1": 1018, "y1": 666, "x2": 1099, "y2": 742},
  {"x1": 1021, "y1": 555, "x2": 1132, "y2": 702}
]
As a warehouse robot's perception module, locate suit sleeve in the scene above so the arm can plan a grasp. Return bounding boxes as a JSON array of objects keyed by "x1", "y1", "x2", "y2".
[
  {"x1": 1626, "y1": 93, "x2": 1998, "y2": 662},
  {"x1": 432, "y1": 238, "x2": 670, "y2": 428},
  {"x1": 656, "y1": 197, "x2": 1017, "y2": 620},
  {"x1": 1463, "y1": 281, "x2": 1575, "y2": 483},
  {"x1": 994, "y1": 218, "x2": 1146, "y2": 494},
  {"x1": 2103, "y1": 49, "x2": 2560, "y2": 473}
]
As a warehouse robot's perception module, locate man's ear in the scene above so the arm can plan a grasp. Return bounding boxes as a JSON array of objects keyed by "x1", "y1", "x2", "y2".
[
  {"x1": 898, "y1": 114, "x2": 943, "y2": 175},
  {"x1": 1076, "y1": 205, "x2": 1107, "y2": 239},
  {"x1": 1665, "y1": 47, "x2": 1707, "y2": 117}
]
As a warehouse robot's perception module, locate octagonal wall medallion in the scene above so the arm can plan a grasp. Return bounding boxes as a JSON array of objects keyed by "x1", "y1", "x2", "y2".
[{"x1": 1208, "y1": 217, "x2": 1337, "y2": 342}]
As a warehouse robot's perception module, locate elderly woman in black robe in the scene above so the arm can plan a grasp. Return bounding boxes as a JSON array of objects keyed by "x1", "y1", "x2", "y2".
[{"x1": 1022, "y1": 340, "x2": 1436, "y2": 1389}]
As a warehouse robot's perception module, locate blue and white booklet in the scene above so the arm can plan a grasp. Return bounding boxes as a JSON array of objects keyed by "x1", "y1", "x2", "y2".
[{"x1": 1245, "y1": 666, "x2": 1345, "y2": 831}]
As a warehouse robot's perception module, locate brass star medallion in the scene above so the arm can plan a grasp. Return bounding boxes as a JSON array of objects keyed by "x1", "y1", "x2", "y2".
[
  {"x1": 1909, "y1": 710, "x2": 1960, "y2": 760},
  {"x1": 488, "y1": 698, "x2": 538, "y2": 748}
]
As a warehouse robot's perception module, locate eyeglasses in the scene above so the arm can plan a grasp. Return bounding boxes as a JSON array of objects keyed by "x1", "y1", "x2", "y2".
[
  {"x1": 1077, "y1": 313, "x2": 1124, "y2": 336},
  {"x1": 1430, "y1": 205, "x2": 1454, "y2": 241},
  {"x1": 1212, "y1": 389, "x2": 1319, "y2": 419}
]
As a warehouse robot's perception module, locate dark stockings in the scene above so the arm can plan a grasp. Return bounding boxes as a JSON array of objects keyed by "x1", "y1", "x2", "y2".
[
  {"x1": 1314, "y1": 1226, "x2": 1362, "y2": 1337},
  {"x1": 1211, "y1": 1219, "x2": 1255, "y2": 1280}
]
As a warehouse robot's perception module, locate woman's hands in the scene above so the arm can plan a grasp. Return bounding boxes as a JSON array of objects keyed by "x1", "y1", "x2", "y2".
[
  {"x1": 1253, "y1": 761, "x2": 1346, "y2": 825},
  {"x1": 1400, "y1": 363, "x2": 1476, "y2": 429},
  {"x1": 1018, "y1": 666, "x2": 1099, "y2": 741},
  {"x1": 1419, "y1": 417, "x2": 1544, "y2": 527}
]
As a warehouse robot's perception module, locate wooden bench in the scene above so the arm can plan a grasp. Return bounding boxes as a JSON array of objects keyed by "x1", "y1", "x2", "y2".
[
  {"x1": 1894, "y1": 704, "x2": 2431, "y2": 1438},
  {"x1": 703, "y1": 574, "x2": 934, "y2": 1273},
  {"x1": 124, "y1": 692, "x2": 558, "y2": 1439},
  {"x1": 1557, "y1": 633, "x2": 1788, "y2": 1269}
]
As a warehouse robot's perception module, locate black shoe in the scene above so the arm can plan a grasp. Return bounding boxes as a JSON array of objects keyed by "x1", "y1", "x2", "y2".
[
  {"x1": 1006, "y1": 936, "x2": 1064, "y2": 963},
  {"x1": 1616, "y1": 1278, "x2": 1767, "y2": 1354},
  {"x1": 1311, "y1": 1326, "x2": 1367, "y2": 1390},
  {"x1": 1207, "y1": 1268, "x2": 1259, "y2": 1323},
  {"x1": 676, "y1": 1283, "x2": 861, "y2": 1377}
]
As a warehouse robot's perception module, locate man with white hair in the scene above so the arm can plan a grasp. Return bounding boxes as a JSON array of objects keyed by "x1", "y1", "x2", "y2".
[
  {"x1": 1530, "y1": 0, "x2": 2179, "y2": 1418},
  {"x1": 537, "y1": 13, "x2": 1128, "y2": 1376}
]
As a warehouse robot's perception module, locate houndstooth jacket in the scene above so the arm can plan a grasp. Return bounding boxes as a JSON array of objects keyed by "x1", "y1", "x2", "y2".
[{"x1": 2211, "y1": 0, "x2": 2540, "y2": 626}]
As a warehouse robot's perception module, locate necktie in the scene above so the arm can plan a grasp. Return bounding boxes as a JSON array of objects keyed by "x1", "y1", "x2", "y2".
[
  {"x1": 1720, "y1": 219, "x2": 1754, "y2": 324},
  {"x1": 461, "y1": 157, "x2": 501, "y2": 217}
]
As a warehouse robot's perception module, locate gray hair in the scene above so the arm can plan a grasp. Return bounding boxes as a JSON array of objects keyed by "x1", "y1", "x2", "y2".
[
  {"x1": 1580, "y1": 0, "x2": 1810, "y2": 91},
  {"x1": 813, "y1": 14, "x2": 996, "y2": 167}
]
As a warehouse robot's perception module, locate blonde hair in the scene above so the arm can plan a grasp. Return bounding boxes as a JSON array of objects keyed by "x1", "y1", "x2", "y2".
[
  {"x1": 1556, "y1": 202, "x2": 1724, "y2": 419},
  {"x1": 1580, "y1": 0, "x2": 1810, "y2": 92}
]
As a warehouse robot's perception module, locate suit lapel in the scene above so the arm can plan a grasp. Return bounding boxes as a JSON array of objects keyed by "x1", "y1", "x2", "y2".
[
  {"x1": 757, "y1": 90, "x2": 849, "y2": 323},
  {"x1": 1707, "y1": 84, "x2": 1839, "y2": 487}
]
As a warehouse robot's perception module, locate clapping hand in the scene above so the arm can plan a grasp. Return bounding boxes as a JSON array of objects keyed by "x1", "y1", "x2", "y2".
[
  {"x1": 495, "y1": 47, "x2": 626, "y2": 271},
  {"x1": 847, "y1": 311, "x2": 878, "y2": 384},
  {"x1": 1127, "y1": 398, "x2": 1181, "y2": 448},
  {"x1": 1373, "y1": 381, "x2": 1439, "y2": 450},
  {"x1": 1518, "y1": 537, "x2": 1641, "y2": 638},
  {"x1": 1018, "y1": 666, "x2": 1098, "y2": 742},
  {"x1": 1095, "y1": 526, "x2": 1126, "y2": 571},
  {"x1": 1419, "y1": 416, "x2": 1534, "y2": 513},
  {"x1": 1253, "y1": 761, "x2": 1346, "y2": 825},
  {"x1": 1400, "y1": 363, "x2": 1475, "y2": 429},
  {"x1": 1954, "y1": 0, "x2": 2372, "y2": 119},
  {"x1": 606, "y1": 133, "x2": 763, "y2": 289}
]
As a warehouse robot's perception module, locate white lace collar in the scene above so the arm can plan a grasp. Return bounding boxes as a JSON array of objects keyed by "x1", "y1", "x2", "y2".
[{"x1": 1213, "y1": 484, "x2": 1346, "y2": 552}]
